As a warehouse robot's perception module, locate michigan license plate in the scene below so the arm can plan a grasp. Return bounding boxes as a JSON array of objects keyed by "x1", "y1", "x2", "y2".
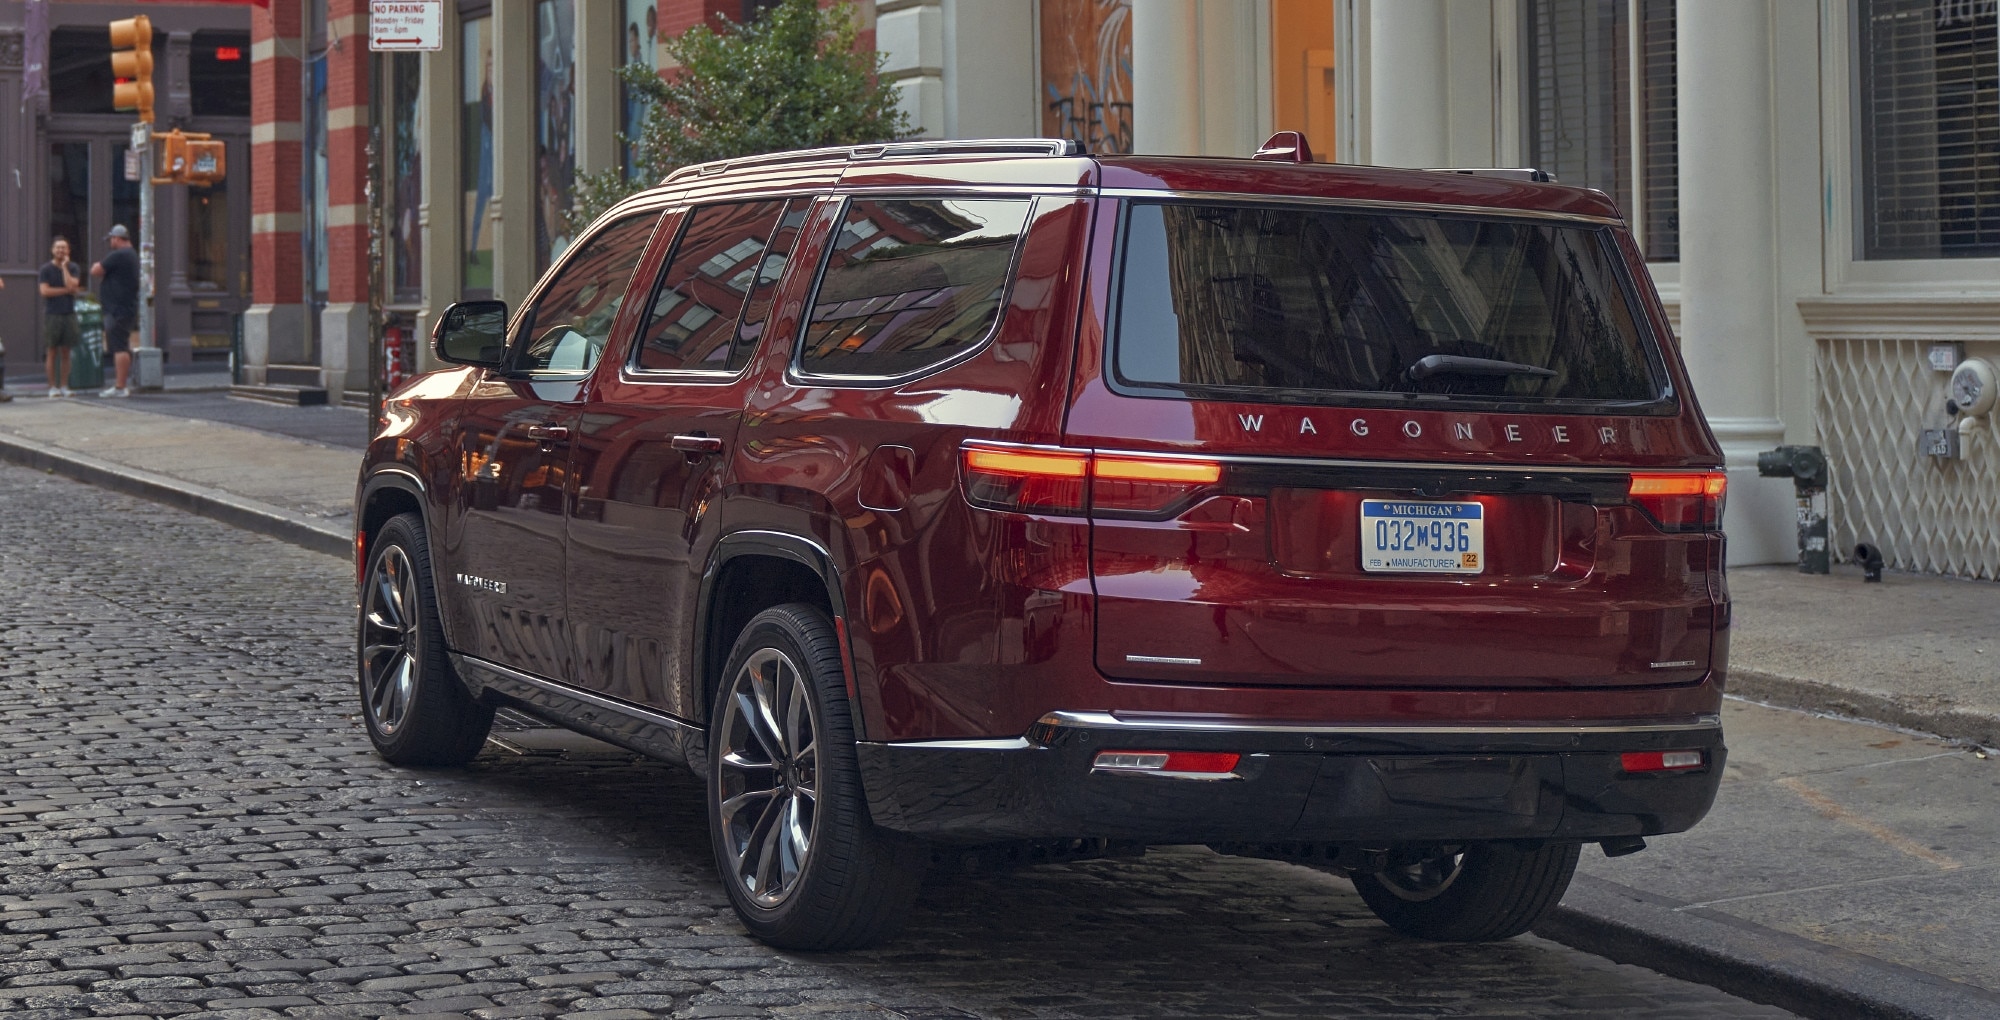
[{"x1": 1360, "y1": 500, "x2": 1485, "y2": 574}]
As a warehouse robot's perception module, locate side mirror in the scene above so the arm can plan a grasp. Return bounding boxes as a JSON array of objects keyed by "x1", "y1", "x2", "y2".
[{"x1": 433, "y1": 300, "x2": 509, "y2": 368}]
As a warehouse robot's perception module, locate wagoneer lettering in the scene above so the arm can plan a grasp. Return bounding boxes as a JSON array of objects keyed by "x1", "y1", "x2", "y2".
[{"x1": 357, "y1": 135, "x2": 1727, "y2": 953}]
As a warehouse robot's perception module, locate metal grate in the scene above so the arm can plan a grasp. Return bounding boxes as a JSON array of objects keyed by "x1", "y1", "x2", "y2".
[
  {"x1": 1817, "y1": 338, "x2": 2000, "y2": 579},
  {"x1": 1857, "y1": 0, "x2": 2000, "y2": 259}
]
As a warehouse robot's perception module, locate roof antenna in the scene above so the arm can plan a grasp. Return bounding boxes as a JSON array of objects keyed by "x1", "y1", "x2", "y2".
[{"x1": 1253, "y1": 131, "x2": 1314, "y2": 163}]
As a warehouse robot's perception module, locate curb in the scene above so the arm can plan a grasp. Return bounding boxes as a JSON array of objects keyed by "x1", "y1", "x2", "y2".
[
  {"x1": 1728, "y1": 667, "x2": 2000, "y2": 750},
  {"x1": 1538, "y1": 875, "x2": 2000, "y2": 1020},
  {"x1": 0, "y1": 431, "x2": 350, "y2": 561}
]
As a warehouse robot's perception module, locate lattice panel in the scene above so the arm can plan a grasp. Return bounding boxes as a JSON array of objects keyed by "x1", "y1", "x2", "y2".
[{"x1": 1817, "y1": 338, "x2": 2000, "y2": 579}]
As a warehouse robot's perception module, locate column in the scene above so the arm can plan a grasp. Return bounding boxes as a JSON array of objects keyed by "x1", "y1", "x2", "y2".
[
  {"x1": 1131, "y1": 0, "x2": 1201, "y2": 155},
  {"x1": 322, "y1": 0, "x2": 373, "y2": 398},
  {"x1": 415, "y1": 10, "x2": 462, "y2": 373},
  {"x1": 163, "y1": 31, "x2": 195, "y2": 365},
  {"x1": 245, "y1": 0, "x2": 306, "y2": 385},
  {"x1": 878, "y1": 0, "x2": 944, "y2": 137},
  {"x1": 1676, "y1": 0, "x2": 1789, "y2": 564},
  {"x1": 574, "y1": 0, "x2": 620, "y2": 178},
  {"x1": 941, "y1": 0, "x2": 1036, "y2": 139},
  {"x1": 1366, "y1": 0, "x2": 1450, "y2": 168},
  {"x1": 490, "y1": 0, "x2": 536, "y2": 306}
]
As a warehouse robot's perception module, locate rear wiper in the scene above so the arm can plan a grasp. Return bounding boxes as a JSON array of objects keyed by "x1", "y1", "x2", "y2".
[{"x1": 1404, "y1": 354, "x2": 1557, "y2": 382}]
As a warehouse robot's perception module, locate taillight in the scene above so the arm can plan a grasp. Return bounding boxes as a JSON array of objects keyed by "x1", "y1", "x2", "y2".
[
  {"x1": 1093, "y1": 749, "x2": 1242, "y2": 779},
  {"x1": 961, "y1": 444, "x2": 1223, "y2": 518},
  {"x1": 1620, "y1": 749, "x2": 1705, "y2": 773},
  {"x1": 1627, "y1": 472, "x2": 1727, "y2": 532}
]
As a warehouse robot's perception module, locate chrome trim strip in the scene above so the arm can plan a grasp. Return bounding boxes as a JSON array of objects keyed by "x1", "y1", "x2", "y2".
[
  {"x1": 1098, "y1": 187, "x2": 1625, "y2": 226},
  {"x1": 882, "y1": 737, "x2": 1035, "y2": 751},
  {"x1": 1039, "y1": 710, "x2": 1722, "y2": 736},
  {"x1": 367, "y1": 465, "x2": 427, "y2": 494},
  {"x1": 960, "y1": 438, "x2": 1715, "y2": 476},
  {"x1": 456, "y1": 653, "x2": 703, "y2": 735}
]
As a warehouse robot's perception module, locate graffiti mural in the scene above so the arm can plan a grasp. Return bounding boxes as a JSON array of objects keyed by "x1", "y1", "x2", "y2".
[{"x1": 1039, "y1": 0, "x2": 1132, "y2": 154}]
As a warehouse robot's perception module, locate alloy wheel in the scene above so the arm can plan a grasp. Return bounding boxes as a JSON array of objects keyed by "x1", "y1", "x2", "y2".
[
  {"x1": 715, "y1": 646, "x2": 820, "y2": 908},
  {"x1": 1375, "y1": 850, "x2": 1467, "y2": 902},
  {"x1": 360, "y1": 544, "x2": 421, "y2": 735}
]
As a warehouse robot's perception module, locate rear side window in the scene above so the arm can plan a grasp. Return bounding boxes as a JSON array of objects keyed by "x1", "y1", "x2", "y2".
[
  {"x1": 797, "y1": 197, "x2": 1032, "y2": 379},
  {"x1": 633, "y1": 200, "x2": 791, "y2": 374},
  {"x1": 1112, "y1": 201, "x2": 1667, "y2": 412},
  {"x1": 514, "y1": 210, "x2": 661, "y2": 373}
]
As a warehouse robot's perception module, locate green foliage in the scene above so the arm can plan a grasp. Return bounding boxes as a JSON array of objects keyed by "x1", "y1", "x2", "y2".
[{"x1": 569, "y1": 0, "x2": 910, "y2": 231}]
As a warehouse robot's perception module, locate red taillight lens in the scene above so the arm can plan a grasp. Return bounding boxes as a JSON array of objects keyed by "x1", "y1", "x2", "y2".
[
  {"x1": 1620, "y1": 749, "x2": 1705, "y2": 773},
  {"x1": 961, "y1": 445, "x2": 1223, "y2": 518},
  {"x1": 962, "y1": 447, "x2": 1089, "y2": 514},
  {"x1": 1628, "y1": 472, "x2": 1727, "y2": 531}
]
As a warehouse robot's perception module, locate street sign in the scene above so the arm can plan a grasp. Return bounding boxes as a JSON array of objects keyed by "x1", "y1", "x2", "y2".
[
  {"x1": 369, "y1": 0, "x2": 443, "y2": 51},
  {"x1": 124, "y1": 147, "x2": 141, "y2": 182}
]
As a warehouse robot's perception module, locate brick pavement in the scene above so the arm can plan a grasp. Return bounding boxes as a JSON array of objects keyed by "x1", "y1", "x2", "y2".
[{"x1": 0, "y1": 463, "x2": 1797, "y2": 1019}]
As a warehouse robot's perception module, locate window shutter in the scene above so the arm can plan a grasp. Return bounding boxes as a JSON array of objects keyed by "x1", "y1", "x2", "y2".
[{"x1": 1858, "y1": 0, "x2": 2000, "y2": 259}]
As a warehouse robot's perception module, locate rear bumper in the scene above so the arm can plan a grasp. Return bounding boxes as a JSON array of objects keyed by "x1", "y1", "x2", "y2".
[{"x1": 856, "y1": 710, "x2": 1724, "y2": 845}]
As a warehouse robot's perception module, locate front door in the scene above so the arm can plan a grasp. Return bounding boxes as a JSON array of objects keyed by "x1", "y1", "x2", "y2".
[
  {"x1": 564, "y1": 198, "x2": 802, "y2": 716},
  {"x1": 443, "y1": 208, "x2": 666, "y2": 680}
]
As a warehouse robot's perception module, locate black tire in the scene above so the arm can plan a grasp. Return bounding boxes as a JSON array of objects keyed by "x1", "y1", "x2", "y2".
[
  {"x1": 1352, "y1": 841, "x2": 1580, "y2": 942},
  {"x1": 357, "y1": 512, "x2": 495, "y2": 766},
  {"x1": 706, "y1": 603, "x2": 925, "y2": 950}
]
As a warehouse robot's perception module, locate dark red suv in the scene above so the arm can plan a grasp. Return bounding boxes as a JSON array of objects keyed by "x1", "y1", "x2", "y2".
[{"x1": 355, "y1": 137, "x2": 1728, "y2": 950}]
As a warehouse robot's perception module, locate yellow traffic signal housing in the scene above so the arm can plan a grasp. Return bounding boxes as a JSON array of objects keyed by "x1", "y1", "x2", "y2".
[
  {"x1": 185, "y1": 139, "x2": 226, "y2": 187},
  {"x1": 156, "y1": 130, "x2": 187, "y2": 179},
  {"x1": 109, "y1": 16, "x2": 154, "y2": 123}
]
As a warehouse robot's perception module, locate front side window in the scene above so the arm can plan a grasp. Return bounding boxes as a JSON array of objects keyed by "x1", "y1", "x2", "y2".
[
  {"x1": 632, "y1": 200, "x2": 790, "y2": 373},
  {"x1": 798, "y1": 197, "x2": 1033, "y2": 378},
  {"x1": 1112, "y1": 202, "x2": 1665, "y2": 412},
  {"x1": 1857, "y1": 0, "x2": 2000, "y2": 259},
  {"x1": 513, "y1": 211, "x2": 660, "y2": 373}
]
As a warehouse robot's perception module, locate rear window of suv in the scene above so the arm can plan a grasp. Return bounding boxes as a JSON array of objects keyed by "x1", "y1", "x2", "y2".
[{"x1": 1111, "y1": 200, "x2": 1670, "y2": 413}]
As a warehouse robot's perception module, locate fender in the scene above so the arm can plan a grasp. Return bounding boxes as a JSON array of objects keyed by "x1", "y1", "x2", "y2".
[
  {"x1": 357, "y1": 466, "x2": 459, "y2": 650},
  {"x1": 695, "y1": 529, "x2": 864, "y2": 740}
]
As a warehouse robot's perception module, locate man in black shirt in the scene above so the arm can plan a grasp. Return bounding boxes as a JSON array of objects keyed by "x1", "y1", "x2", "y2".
[
  {"x1": 38, "y1": 236, "x2": 83, "y2": 398},
  {"x1": 92, "y1": 225, "x2": 141, "y2": 397}
]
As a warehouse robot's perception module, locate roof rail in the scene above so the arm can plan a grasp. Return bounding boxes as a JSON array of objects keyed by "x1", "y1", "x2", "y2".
[
  {"x1": 663, "y1": 138, "x2": 1084, "y2": 185},
  {"x1": 1426, "y1": 167, "x2": 1558, "y2": 183}
]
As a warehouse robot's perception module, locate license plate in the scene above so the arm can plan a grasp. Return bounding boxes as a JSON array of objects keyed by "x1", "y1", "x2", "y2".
[{"x1": 1360, "y1": 500, "x2": 1485, "y2": 574}]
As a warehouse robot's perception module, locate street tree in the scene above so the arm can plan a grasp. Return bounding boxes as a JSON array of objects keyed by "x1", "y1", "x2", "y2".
[{"x1": 569, "y1": 0, "x2": 910, "y2": 231}]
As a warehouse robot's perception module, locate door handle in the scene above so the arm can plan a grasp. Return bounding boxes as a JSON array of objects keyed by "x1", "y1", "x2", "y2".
[
  {"x1": 671, "y1": 433, "x2": 725, "y2": 455},
  {"x1": 524, "y1": 423, "x2": 569, "y2": 442}
]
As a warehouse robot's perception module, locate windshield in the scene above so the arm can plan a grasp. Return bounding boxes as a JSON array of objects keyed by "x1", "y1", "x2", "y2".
[{"x1": 1111, "y1": 201, "x2": 1668, "y2": 411}]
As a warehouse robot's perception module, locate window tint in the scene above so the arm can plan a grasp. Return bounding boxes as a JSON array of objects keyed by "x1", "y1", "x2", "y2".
[
  {"x1": 633, "y1": 200, "x2": 789, "y2": 373},
  {"x1": 514, "y1": 210, "x2": 660, "y2": 373},
  {"x1": 1113, "y1": 202, "x2": 1662, "y2": 409},
  {"x1": 798, "y1": 197, "x2": 1032, "y2": 378}
]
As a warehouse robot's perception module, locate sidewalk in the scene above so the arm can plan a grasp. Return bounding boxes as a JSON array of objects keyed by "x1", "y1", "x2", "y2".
[{"x1": 4, "y1": 392, "x2": 1999, "y2": 1018}]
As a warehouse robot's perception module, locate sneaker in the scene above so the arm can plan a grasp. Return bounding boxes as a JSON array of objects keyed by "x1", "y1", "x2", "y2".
[
  {"x1": 47, "y1": 387, "x2": 61, "y2": 399},
  {"x1": 59, "y1": 387, "x2": 73, "y2": 398},
  {"x1": 111, "y1": 388, "x2": 130, "y2": 398},
  {"x1": 100, "y1": 386, "x2": 118, "y2": 398}
]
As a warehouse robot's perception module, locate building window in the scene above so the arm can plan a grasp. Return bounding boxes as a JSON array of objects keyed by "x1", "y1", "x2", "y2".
[
  {"x1": 188, "y1": 147, "x2": 230, "y2": 288},
  {"x1": 536, "y1": 0, "x2": 578, "y2": 268},
  {"x1": 1857, "y1": 0, "x2": 2000, "y2": 260},
  {"x1": 462, "y1": 14, "x2": 496, "y2": 299},
  {"x1": 305, "y1": 52, "x2": 330, "y2": 304},
  {"x1": 190, "y1": 32, "x2": 252, "y2": 118},
  {"x1": 1523, "y1": 0, "x2": 1678, "y2": 262},
  {"x1": 49, "y1": 144, "x2": 90, "y2": 255},
  {"x1": 389, "y1": 53, "x2": 424, "y2": 303},
  {"x1": 1039, "y1": 0, "x2": 1133, "y2": 154}
]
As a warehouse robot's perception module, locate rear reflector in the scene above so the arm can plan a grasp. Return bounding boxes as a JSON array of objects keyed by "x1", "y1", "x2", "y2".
[
  {"x1": 1093, "y1": 749, "x2": 1242, "y2": 778},
  {"x1": 1620, "y1": 749, "x2": 1705, "y2": 773},
  {"x1": 1628, "y1": 472, "x2": 1727, "y2": 532},
  {"x1": 961, "y1": 443, "x2": 1224, "y2": 518}
]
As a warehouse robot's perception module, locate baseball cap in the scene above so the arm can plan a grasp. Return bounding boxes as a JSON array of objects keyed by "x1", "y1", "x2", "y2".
[{"x1": 107, "y1": 224, "x2": 130, "y2": 240}]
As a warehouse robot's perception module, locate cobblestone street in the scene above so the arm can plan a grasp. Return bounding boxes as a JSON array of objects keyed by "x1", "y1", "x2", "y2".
[{"x1": 0, "y1": 464, "x2": 1797, "y2": 1020}]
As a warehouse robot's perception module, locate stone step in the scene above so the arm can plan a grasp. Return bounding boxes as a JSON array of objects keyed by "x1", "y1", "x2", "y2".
[{"x1": 230, "y1": 383, "x2": 329, "y2": 407}]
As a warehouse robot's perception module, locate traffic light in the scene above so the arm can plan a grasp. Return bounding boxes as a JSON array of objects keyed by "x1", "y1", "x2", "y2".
[
  {"x1": 186, "y1": 138, "x2": 226, "y2": 187},
  {"x1": 151, "y1": 130, "x2": 228, "y2": 187},
  {"x1": 109, "y1": 15, "x2": 154, "y2": 123}
]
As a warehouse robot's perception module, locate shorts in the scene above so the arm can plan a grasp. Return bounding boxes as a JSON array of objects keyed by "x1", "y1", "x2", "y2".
[
  {"x1": 103, "y1": 317, "x2": 135, "y2": 356},
  {"x1": 42, "y1": 314, "x2": 80, "y2": 350}
]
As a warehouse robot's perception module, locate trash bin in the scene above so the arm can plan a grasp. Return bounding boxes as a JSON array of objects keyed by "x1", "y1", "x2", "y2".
[{"x1": 70, "y1": 296, "x2": 106, "y2": 392}]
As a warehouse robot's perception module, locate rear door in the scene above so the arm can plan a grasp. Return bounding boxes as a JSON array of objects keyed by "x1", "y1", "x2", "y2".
[{"x1": 1069, "y1": 197, "x2": 1724, "y2": 690}]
